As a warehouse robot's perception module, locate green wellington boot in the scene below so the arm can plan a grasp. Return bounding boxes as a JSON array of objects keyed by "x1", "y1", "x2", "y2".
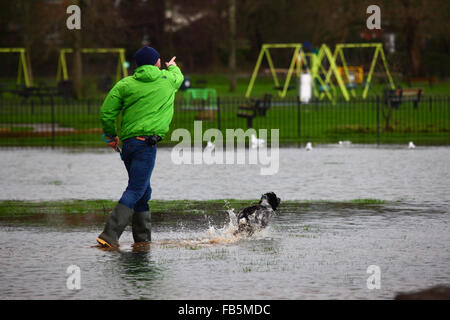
[
  {"x1": 97, "y1": 203, "x2": 133, "y2": 248},
  {"x1": 132, "y1": 210, "x2": 151, "y2": 243}
]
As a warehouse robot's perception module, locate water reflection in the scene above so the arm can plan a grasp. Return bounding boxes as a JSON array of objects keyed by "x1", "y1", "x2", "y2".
[{"x1": 97, "y1": 243, "x2": 165, "y2": 299}]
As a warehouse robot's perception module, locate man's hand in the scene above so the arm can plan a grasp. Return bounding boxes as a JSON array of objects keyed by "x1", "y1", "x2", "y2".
[
  {"x1": 107, "y1": 136, "x2": 120, "y2": 149},
  {"x1": 165, "y1": 56, "x2": 177, "y2": 68}
]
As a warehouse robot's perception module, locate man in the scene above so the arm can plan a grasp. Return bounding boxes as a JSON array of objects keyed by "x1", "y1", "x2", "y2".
[{"x1": 97, "y1": 46, "x2": 183, "y2": 248}]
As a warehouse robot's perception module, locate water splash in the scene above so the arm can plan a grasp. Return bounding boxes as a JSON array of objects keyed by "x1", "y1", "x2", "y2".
[
  {"x1": 206, "y1": 206, "x2": 240, "y2": 243},
  {"x1": 154, "y1": 205, "x2": 244, "y2": 247},
  {"x1": 151, "y1": 200, "x2": 275, "y2": 248}
]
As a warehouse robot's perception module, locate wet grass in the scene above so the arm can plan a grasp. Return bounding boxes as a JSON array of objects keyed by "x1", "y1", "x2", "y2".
[
  {"x1": 0, "y1": 199, "x2": 114, "y2": 217},
  {"x1": 350, "y1": 198, "x2": 388, "y2": 204},
  {"x1": 0, "y1": 198, "x2": 392, "y2": 219}
]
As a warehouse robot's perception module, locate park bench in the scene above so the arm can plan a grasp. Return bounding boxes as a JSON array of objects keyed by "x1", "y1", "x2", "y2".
[
  {"x1": 9, "y1": 81, "x2": 73, "y2": 103},
  {"x1": 11, "y1": 85, "x2": 59, "y2": 103},
  {"x1": 237, "y1": 93, "x2": 272, "y2": 128},
  {"x1": 405, "y1": 76, "x2": 436, "y2": 88},
  {"x1": 384, "y1": 87, "x2": 424, "y2": 109}
]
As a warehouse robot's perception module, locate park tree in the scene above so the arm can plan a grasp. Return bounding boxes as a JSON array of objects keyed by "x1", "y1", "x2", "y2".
[
  {"x1": 68, "y1": 0, "x2": 83, "y2": 99},
  {"x1": 228, "y1": 0, "x2": 237, "y2": 92},
  {"x1": 70, "y1": 0, "x2": 125, "y2": 97},
  {"x1": 0, "y1": 0, "x2": 448, "y2": 89},
  {"x1": 387, "y1": 0, "x2": 449, "y2": 76}
]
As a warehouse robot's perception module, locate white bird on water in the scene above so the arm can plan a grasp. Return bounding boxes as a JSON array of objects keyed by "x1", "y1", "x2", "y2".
[
  {"x1": 338, "y1": 140, "x2": 352, "y2": 145},
  {"x1": 251, "y1": 134, "x2": 265, "y2": 148},
  {"x1": 408, "y1": 141, "x2": 416, "y2": 149},
  {"x1": 305, "y1": 142, "x2": 313, "y2": 151}
]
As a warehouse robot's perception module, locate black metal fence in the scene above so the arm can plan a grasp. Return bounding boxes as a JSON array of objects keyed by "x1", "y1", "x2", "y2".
[{"x1": 0, "y1": 95, "x2": 449, "y2": 148}]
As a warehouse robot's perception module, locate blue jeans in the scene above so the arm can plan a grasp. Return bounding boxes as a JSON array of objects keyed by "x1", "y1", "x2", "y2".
[{"x1": 118, "y1": 138, "x2": 157, "y2": 212}]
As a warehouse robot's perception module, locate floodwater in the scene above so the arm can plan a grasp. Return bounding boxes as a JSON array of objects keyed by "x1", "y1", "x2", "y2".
[
  {"x1": 0, "y1": 146, "x2": 449, "y2": 299},
  {"x1": 0, "y1": 201, "x2": 449, "y2": 299},
  {"x1": 0, "y1": 145, "x2": 449, "y2": 202}
]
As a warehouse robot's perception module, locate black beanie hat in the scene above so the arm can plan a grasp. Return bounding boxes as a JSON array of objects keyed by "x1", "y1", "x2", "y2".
[{"x1": 134, "y1": 46, "x2": 160, "y2": 67}]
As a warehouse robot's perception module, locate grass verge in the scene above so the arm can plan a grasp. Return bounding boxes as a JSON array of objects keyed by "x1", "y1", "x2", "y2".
[{"x1": 0, "y1": 198, "x2": 390, "y2": 218}]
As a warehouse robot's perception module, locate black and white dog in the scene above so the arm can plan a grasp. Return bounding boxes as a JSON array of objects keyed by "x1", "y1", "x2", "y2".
[{"x1": 234, "y1": 192, "x2": 281, "y2": 236}]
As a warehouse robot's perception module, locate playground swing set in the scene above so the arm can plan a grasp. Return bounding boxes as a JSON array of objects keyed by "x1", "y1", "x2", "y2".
[
  {"x1": 1, "y1": 44, "x2": 422, "y2": 109},
  {"x1": 296, "y1": 47, "x2": 344, "y2": 102},
  {"x1": 56, "y1": 48, "x2": 128, "y2": 83},
  {"x1": 322, "y1": 43, "x2": 396, "y2": 99},
  {"x1": 245, "y1": 43, "x2": 303, "y2": 99},
  {"x1": 0, "y1": 48, "x2": 64, "y2": 100},
  {"x1": 245, "y1": 42, "x2": 397, "y2": 102},
  {"x1": 0, "y1": 47, "x2": 128, "y2": 99},
  {"x1": 0, "y1": 48, "x2": 33, "y2": 88}
]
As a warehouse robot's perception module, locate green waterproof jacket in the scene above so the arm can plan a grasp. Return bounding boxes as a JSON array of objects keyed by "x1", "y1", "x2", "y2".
[{"x1": 100, "y1": 64, "x2": 184, "y2": 140}]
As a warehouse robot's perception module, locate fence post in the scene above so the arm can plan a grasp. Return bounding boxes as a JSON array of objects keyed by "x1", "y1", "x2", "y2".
[
  {"x1": 376, "y1": 95, "x2": 380, "y2": 145},
  {"x1": 50, "y1": 95, "x2": 55, "y2": 149},
  {"x1": 217, "y1": 96, "x2": 221, "y2": 131},
  {"x1": 297, "y1": 96, "x2": 301, "y2": 146}
]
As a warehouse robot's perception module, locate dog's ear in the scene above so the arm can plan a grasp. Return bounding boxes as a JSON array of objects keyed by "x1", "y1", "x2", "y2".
[
  {"x1": 272, "y1": 197, "x2": 280, "y2": 210},
  {"x1": 266, "y1": 193, "x2": 278, "y2": 210}
]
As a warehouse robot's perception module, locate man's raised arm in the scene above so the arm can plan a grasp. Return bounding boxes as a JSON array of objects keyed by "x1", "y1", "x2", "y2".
[{"x1": 165, "y1": 56, "x2": 184, "y2": 90}]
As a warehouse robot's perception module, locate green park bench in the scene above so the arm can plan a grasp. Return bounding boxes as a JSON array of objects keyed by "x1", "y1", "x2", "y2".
[{"x1": 183, "y1": 88, "x2": 217, "y2": 111}]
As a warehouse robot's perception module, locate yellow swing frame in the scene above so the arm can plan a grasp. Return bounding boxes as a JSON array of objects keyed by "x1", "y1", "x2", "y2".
[
  {"x1": 0, "y1": 48, "x2": 33, "y2": 87},
  {"x1": 245, "y1": 43, "x2": 350, "y2": 101},
  {"x1": 56, "y1": 48, "x2": 128, "y2": 83},
  {"x1": 322, "y1": 43, "x2": 395, "y2": 99},
  {"x1": 245, "y1": 43, "x2": 304, "y2": 98},
  {"x1": 309, "y1": 44, "x2": 350, "y2": 101}
]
